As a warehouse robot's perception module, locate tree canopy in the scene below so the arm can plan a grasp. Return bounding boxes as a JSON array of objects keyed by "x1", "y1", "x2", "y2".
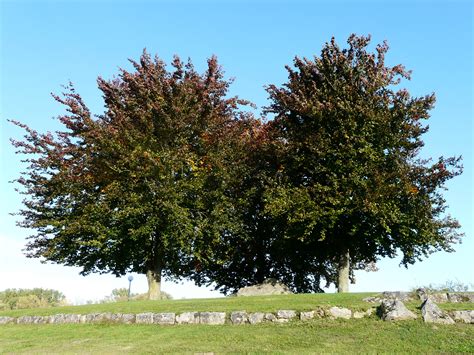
[
  {"x1": 11, "y1": 51, "x2": 252, "y2": 299},
  {"x1": 11, "y1": 35, "x2": 463, "y2": 296},
  {"x1": 264, "y1": 34, "x2": 463, "y2": 291}
]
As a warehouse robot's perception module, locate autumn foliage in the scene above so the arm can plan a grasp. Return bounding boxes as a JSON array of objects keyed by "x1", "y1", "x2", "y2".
[{"x1": 11, "y1": 35, "x2": 463, "y2": 296}]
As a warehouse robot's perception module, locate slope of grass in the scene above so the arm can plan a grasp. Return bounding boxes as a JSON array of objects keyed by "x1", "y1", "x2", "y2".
[
  {"x1": 1, "y1": 319, "x2": 473, "y2": 353},
  {"x1": 0, "y1": 292, "x2": 378, "y2": 317}
]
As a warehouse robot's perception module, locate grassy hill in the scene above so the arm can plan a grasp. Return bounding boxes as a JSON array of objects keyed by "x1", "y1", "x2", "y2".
[{"x1": 0, "y1": 293, "x2": 473, "y2": 353}]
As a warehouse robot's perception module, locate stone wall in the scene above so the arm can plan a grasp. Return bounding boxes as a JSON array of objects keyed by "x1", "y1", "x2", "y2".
[{"x1": 1, "y1": 292, "x2": 472, "y2": 326}]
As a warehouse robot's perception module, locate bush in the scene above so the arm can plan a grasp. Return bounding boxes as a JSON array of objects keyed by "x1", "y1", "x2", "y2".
[
  {"x1": 0, "y1": 288, "x2": 67, "y2": 310},
  {"x1": 413, "y1": 280, "x2": 473, "y2": 293}
]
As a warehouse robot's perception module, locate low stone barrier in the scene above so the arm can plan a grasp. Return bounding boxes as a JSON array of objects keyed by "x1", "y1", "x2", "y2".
[{"x1": 1, "y1": 301, "x2": 472, "y2": 326}]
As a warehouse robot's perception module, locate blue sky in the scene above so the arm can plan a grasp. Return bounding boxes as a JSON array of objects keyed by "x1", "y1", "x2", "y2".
[{"x1": 1, "y1": 0, "x2": 472, "y2": 302}]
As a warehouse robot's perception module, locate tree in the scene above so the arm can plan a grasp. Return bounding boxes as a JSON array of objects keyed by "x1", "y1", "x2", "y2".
[
  {"x1": 265, "y1": 34, "x2": 463, "y2": 292},
  {"x1": 0, "y1": 288, "x2": 66, "y2": 310},
  {"x1": 11, "y1": 50, "x2": 250, "y2": 299}
]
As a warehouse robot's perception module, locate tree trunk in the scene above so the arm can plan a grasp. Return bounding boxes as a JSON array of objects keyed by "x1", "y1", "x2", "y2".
[
  {"x1": 337, "y1": 250, "x2": 350, "y2": 293},
  {"x1": 146, "y1": 266, "x2": 162, "y2": 300}
]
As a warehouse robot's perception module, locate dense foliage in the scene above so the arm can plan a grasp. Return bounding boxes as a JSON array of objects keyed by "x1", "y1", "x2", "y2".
[
  {"x1": 0, "y1": 288, "x2": 66, "y2": 310},
  {"x1": 264, "y1": 35, "x2": 463, "y2": 291},
  {"x1": 11, "y1": 35, "x2": 463, "y2": 296}
]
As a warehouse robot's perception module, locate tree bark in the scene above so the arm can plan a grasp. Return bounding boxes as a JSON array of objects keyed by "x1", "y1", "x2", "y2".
[
  {"x1": 337, "y1": 249, "x2": 350, "y2": 293},
  {"x1": 146, "y1": 265, "x2": 162, "y2": 300}
]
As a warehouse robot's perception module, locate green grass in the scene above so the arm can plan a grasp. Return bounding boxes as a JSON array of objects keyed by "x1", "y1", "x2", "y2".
[
  {"x1": 1, "y1": 293, "x2": 473, "y2": 353},
  {"x1": 1, "y1": 319, "x2": 473, "y2": 353},
  {"x1": 0, "y1": 292, "x2": 378, "y2": 317}
]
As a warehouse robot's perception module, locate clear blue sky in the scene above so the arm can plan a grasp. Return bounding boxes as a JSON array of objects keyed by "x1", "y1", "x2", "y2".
[{"x1": 1, "y1": 0, "x2": 472, "y2": 302}]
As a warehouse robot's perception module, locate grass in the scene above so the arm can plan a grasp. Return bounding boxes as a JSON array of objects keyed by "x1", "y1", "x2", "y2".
[
  {"x1": 0, "y1": 292, "x2": 379, "y2": 317},
  {"x1": 1, "y1": 293, "x2": 473, "y2": 353},
  {"x1": 0, "y1": 319, "x2": 473, "y2": 353}
]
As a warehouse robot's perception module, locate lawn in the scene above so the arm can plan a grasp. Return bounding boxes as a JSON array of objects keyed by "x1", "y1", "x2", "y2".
[
  {"x1": 1, "y1": 319, "x2": 473, "y2": 353},
  {"x1": 1, "y1": 292, "x2": 473, "y2": 353}
]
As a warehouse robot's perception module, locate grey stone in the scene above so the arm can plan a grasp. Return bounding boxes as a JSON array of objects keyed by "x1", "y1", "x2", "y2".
[
  {"x1": 380, "y1": 299, "x2": 417, "y2": 321},
  {"x1": 276, "y1": 310, "x2": 297, "y2": 320},
  {"x1": 416, "y1": 288, "x2": 428, "y2": 301},
  {"x1": 136, "y1": 312, "x2": 154, "y2": 324},
  {"x1": 421, "y1": 298, "x2": 454, "y2": 324},
  {"x1": 199, "y1": 312, "x2": 226, "y2": 325},
  {"x1": 230, "y1": 311, "x2": 248, "y2": 325},
  {"x1": 447, "y1": 293, "x2": 473, "y2": 303},
  {"x1": 327, "y1": 307, "x2": 352, "y2": 319},
  {"x1": 153, "y1": 313, "x2": 175, "y2": 325},
  {"x1": 237, "y1": 279, "x2": 292, "y2": 297},
  {"x1": 48, "y1": 314, "x2": 82, "y2": 324},
  {"x1": 0, "y1": 316, "x2": 15, "y2": 324},
  {"x1": 428, "y1": 293, "x2": 449, "y2": 303},
  {"x1": 300, "y1": 311, "x2": 315, "y2": 321},
  {"x1": 248, "y1": 312, "x2": 265, "y2": 324},
  {"x1": 84, "y1": 313, "x2": 113, "y2": 323},
  {"x1": 17, "y1": 316, "x2": 46, "y2": 324},
  {"x1": 452, "y1": 310, "x2": 474, "y2": 324},
  {"x1": 118, "y1": 313, "x2": 136, "y2": 324},
  {"x1": 382, "y1": 291, "x2": 414, "y2": 302},
  {"x1": 176, "y1": 312, "x2": 199, "y2": 324},
  {"x1": 363, "y1": 296, "x2": 381, "y2": 303},
  {"x1": 264, "y1": 313, "x2": 277, "y2": 322}
]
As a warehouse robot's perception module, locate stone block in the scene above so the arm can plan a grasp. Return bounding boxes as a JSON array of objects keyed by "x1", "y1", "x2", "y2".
[
  {"x1": 153, "y1": 313, "x2": 175, "y2": 325},
  {"x1": 230, "y1": 311, "x2": 248, "y2": 325},
  {"x1": 176, "y1": 312, "x2": 199, "y2": 324},
  {"x1": 300, "y1": 311, "x2": 315, "y2": 321},
  {"x1": 264, "y1": 313, "x2": 277, "y2": 322},
  {"x1": 136, "y1": 312, "x2": 154, "y2": 324},
  {"x1": 0, "y1": 316, "x2": 15, "y2": 324},
  {"x1": 248, "y1": 312, "x2": 265, "y2": 324},
  {"x1": 380, "y1": 299, "x2": 417, "y2": 321},
  {"x1": 327, "y1": 307, "x2": 352, "y2": 319},
  {"x1": 421, "y1": 298, "x2": 454, "y2": 324},
  {"x1": 199, "y1": 312, "x2": 226, "y2": 325},
  {"x1": 276, "y1": 310, "x2": 297, "y2": 320},
  {"x1": 452, "y1": 310, "x2": 474, "y2": 324}
]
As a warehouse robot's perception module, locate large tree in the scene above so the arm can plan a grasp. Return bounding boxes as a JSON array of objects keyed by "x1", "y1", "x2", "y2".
[
  {"x1": 264, "y1": 34, "x2": 463, "y2": 292},
  {"x1": 11, "y1": 51, "x2": 250, "y2": 299}
]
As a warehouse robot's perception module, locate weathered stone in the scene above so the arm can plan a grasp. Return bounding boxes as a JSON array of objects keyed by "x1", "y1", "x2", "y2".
[
  {"x1": 248, "y1": 312, "x2": 265, "y2": 324},
  {"x1": 0, "y1": 316, "x2": 15, "y2": 324},
  {"x1": 428, "y1": 293, "x2": 449, "y2": 303},
  {"x1": 48, "y1": 314, "x2": 82, "y2": 324},
  {"x1": 17, "y1": 316, "x2": 46, "y2": 324},
  {"x1": 327, "y1": 307, "x2": 352, "y2": 319},
  {"x1": 382, "y1": 291, "x2": 414, "y2": 302},
  {"x1": 300, "y1": 311, "x2": 315, "y2": 321},
  {"x1": 380, "y1": 299, "x2": 417, "y2": 321},
  {"x1": 237, "y1": 279, "x2": 292, "y2": 297},
  {"x1": 136, "y1": 312, "x2": 154, "y2": 324},
  {"x1": 199, "y1": 312, "x2": 226, "y2": 325},
  {"x1": 176, "y1": 312, "x2": 199, "y2": 324},
  {"x1": 447, "y1": 293, "x2": 472, "y2": 303},
  {"x1": 416, "y1": 288, "x2": 428, "y2": 301},
  {"x1": 276, "y1": 310, "x2": 297, "y2": 320},
  {"x1": 230, "y1": 311, "x2": 248, "y2": 325},
  {"x1": 421, "y1": 298, "x2": 454, "y2": 324},
  {"x1": 116, "y1": 313, "x2": 136, "y2": 324},
  {"x1": 84, "y1": 313, "x2": 113, "y2": 323},
  {"x1": 314, "y1": 308, "x2": 326, "y2": 318},
  {"x1": 264, "y1": 313, "x2": 277, "y2": 322},
  {"x1": 451, "y1": 310, "x2": 474, "y2": 324},
  {"x1": 153, "y1": 313, "x2": 175, "y2": 325},
  {"x1": 363, "y1": 296, "x2": 381, "y2": 303}
]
